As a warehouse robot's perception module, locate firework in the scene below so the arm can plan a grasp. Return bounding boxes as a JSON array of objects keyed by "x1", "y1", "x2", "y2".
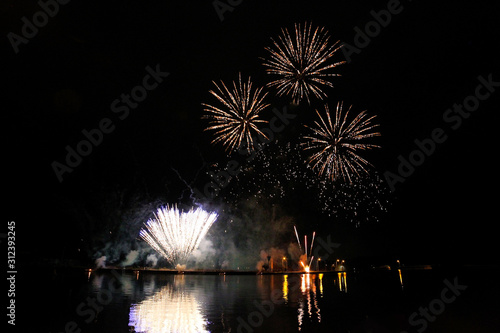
[
  {"x1": 294, "y1": 225, "x2": 302, "y2": 251},
  {"x1": 294, "y1": 226, "x2": 316, "y2": 272},
  {"x1": 129, "y1": 279, "x2": 208, "y2": 333},
  {"x1": 140, "y1": 206, "x2": 218, "y2": 267},
  {"x1": 202, "y1": 73, "x2": 270, "y2": 154},
  {"x1": 302, "y1": 102, "x2": 381, "y2": 183},
  {"x1": 315, "y1": 171, "x2": 391, "y2": 225},
  {"x1": 219, "y1": 141, "x2": 316, "y2": 207},
  {"x1": 216, "y1": 138, "x2": 389, "y2": 226},
  {"x1": 262, "y1": 22, "x2": 345, "y2": 104}
]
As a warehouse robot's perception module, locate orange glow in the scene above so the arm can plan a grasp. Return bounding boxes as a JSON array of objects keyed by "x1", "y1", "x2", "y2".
[
  {"x1": 300, "y1": 260, "x2": 310, "y2": 273},
  {"x1": 319, "y1": 274, "x2": 324, "y2": 296}
]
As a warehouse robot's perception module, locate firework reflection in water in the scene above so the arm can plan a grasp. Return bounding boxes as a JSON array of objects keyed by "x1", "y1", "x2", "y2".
[{"x1": 129, "y1": 276, "x2": 209, "y2": 333}]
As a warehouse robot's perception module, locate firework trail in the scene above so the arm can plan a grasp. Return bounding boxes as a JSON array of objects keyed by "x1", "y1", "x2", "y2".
[
  {"x1": 294, "y1": 226, "x2": 316, "y2": 272},
  {"x1": 140, "y1": 206, "x2": 218, "y2": 267},
  {"x1": 202, "y1": 73, "x2": 270, "y2": 154},
  {"x1": 305, "y1": 235, "x2": 307, "y2": 258},
  {"x1": 302, "y1": 102, "x2": 381, "y2": 183},
  {"x1": 294, "y1": 225, "x2": 302, "y2": 251},
  {"x1": 309, "y1": 231, "x2": 316, "y2": 257},
  {"x1": 262, "y1": 22, "x2": 345, "y2": 104}
]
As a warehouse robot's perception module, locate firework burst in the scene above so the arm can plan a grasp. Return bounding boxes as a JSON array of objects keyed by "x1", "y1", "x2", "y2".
[
  {"x1": 302, "y1": 102, "x2": 381, "y2": 183},
  {"x1": 262, "y1": 22, "x2": 345, "y2": 104},
  {"x1": 140, "y1": 206, "x2": 218, "y2": 267},
  {"x1": 202, "y1": 73, "x2": 270, "y2": 153}
]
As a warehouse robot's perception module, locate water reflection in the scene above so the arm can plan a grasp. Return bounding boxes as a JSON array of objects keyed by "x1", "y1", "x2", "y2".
[
  {"x1": 298, "y1": 274, "x2": 321, "y2": 331},
  {"x1": 318, "y1": 273, "x2": 323, "y2": 297},
  {"x1": 128, "y1": 275, "x2": 208, "y2": 333},
  {"x1": 80, "y1": 269, "x2": 416, "y2": 333},
  {"x1": 337, "y1": 272, "x2": 347, "y2": 293},
  {"x1": 283, "y1": 274, "x2": 288, "y2": 302},
  {"x1": 86, "y1": 268, "x2": 92, "y2": 280}
]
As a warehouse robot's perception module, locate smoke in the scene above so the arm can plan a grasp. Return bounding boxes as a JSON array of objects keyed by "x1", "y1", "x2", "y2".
[
  {"x1": 190, "y1": 238, "x2": 217, "y2": 268},
  {"x1": 175, "y1": 264, "x2": 187, "y2": 272},
  {"x1": 256, "y1": 247, "x2": 286, "y2": 271},
  {"x1": 94, "y1": 239, "x2": 157, "y2": 268},
  {"x1": 121, "y1": 250, "x2": 140, "y2": 267},
  {"x1": 287, "y1": 242, "x2": 302, "y2": 261},
  {"x1": 92, "y1": 197, "x2": 164, "y2": 268},
  {"x1": 146, "y1": 254, "x2": 158, "y2": 267},
  {"x1": 91, "y1": 188, "x2": 300, "y2": 270},
  {"x1": 95, "y1": 256, "x2": 106, "y2": 268},
  {"x1": 179, "y1": 199, "x2": 298, "y2": 271}
]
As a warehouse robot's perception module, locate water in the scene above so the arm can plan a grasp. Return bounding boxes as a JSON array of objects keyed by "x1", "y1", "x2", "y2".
[{"x1": 29, "y1": 267, "x2": 499, "y2": 332}]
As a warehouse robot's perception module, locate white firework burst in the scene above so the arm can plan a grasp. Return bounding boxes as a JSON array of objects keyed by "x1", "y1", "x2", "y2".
[{"x1": 140, "y1": 206, "x2": 218, "y2": 267}]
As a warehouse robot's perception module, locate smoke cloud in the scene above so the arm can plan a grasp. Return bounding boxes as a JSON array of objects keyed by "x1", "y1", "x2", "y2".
[
  {"x1": 256, "y1": 247, "x2": 286, "y2": 271},
  {"x1": 121, "y1": 250, "x2": 140, "y2": 266},
  {"x1": 146, "y1": 254, "x2": 158, "y2": 267},
  {"x1": 92, "y1": 194, "x2": 300, "y2": 270},
  {"x1": 95, "y1": 256, "x2": 107, "y2": 268}
]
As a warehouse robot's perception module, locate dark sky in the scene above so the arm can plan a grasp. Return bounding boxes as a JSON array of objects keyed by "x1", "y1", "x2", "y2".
[{"x1": 3, "y1": 1, "x2": 499, "y2": 266}]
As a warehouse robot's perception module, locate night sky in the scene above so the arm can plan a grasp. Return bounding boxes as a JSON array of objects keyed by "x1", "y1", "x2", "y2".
[{"x1": 4, "y1": 1, "x2": 499, "y2": 268}]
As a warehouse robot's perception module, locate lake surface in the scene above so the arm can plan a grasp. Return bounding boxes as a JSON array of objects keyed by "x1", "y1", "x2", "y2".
[{"x1": 28, "y1": 266, "x2": 499, "y2": 332}]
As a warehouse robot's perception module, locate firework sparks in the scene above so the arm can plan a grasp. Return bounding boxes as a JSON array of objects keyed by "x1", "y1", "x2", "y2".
[
  {"x1": 294, "y1": 225, "x2": 302, "y2": 251},
  {"x1": 316, "y1": 172, "x2": 391, "y2": 225},
  {"x1": 294, "y1": 226, "x2": 316, "y2": 272},
  {"x1": 302, "y1": 102, "x2": 381, "y2": 183},
  {"x1": 216, "y1": 139, "x2": 389, "y2": 226},
  {"x1": 309, "y1": 231, "x2": 316, "y2": 257},
  {"x1": 140, "y1": 206, "x2": 218, "y2": 267},
  {"x1": 262, "y1": 22, "x2": 345, "y2": 104},
  {"x1": 202, "y1": 73, "x2": 270, "y2": 154}
]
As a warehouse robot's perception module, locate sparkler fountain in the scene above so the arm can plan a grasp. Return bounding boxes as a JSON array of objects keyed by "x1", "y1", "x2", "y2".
[{"x1": 139, "y1": 205, "x2": 218, "y2": 269}]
